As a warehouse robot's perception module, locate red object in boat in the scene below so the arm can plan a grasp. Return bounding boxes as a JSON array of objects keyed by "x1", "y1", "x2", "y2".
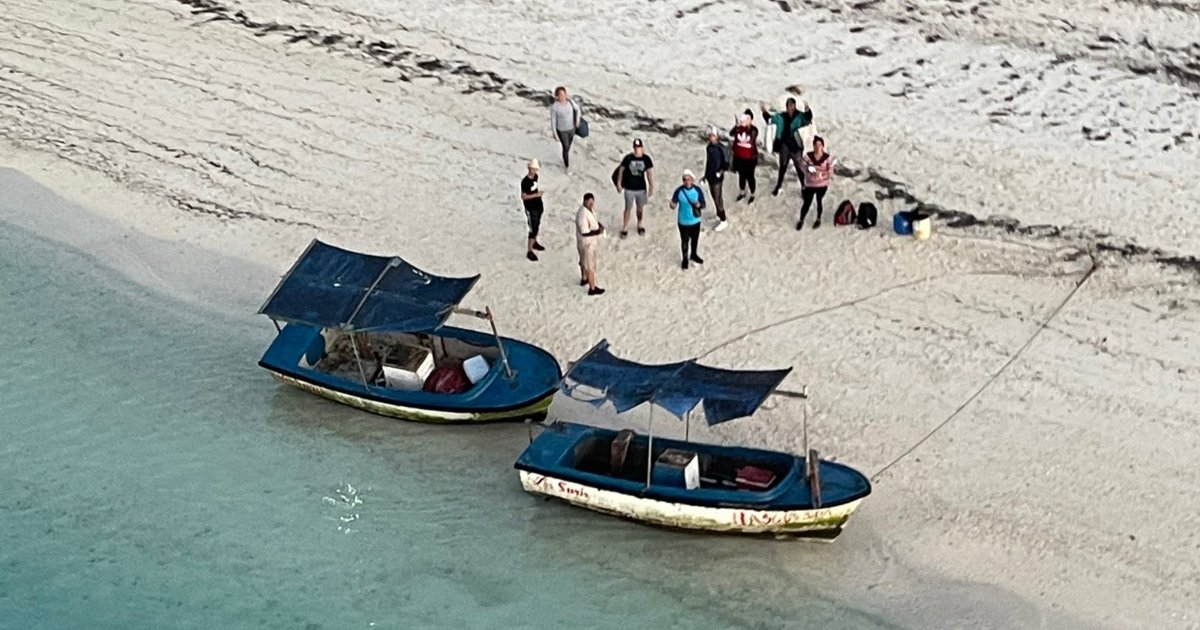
[
  {"x1": 735, "y1": 466, "x2": 776, "y2": 490},
  {"x1": 422, "y1": 363, "x2": 472, "y2": 394}
]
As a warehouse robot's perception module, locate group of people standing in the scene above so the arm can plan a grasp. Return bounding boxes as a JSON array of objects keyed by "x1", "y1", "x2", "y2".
[{"x1": 521, "y1": 87, "x2": 838, "y2": 296}]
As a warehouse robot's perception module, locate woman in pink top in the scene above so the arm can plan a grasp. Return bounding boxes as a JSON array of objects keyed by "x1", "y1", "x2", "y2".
[{"x1": 797, "y1": 136, "x2": 835, "y2": 230}]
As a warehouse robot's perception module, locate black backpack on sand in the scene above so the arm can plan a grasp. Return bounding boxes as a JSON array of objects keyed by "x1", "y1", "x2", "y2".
[
  {"x1": 834, "y1": 200, "x2": 856, "y2": 226},
  {"x1": 857, "y1": 202, "x2": 878, "y2": 229}
]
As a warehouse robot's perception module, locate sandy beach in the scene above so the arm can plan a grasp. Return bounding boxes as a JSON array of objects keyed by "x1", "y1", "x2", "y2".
[{"x1": 2, "y1": 0, "x2": 1199, "y2": 628}]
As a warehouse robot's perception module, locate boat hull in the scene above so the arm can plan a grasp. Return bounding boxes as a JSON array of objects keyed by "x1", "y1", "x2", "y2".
[
  {"x1": 260, "y1": 323, "x2": 561, "y2": 424},
  {"x1": 519, "y1": 470, "x2": 863, "y2": 539},
  {"x1": 268, "y1": 370, "x2": 554, "y2": 423}
]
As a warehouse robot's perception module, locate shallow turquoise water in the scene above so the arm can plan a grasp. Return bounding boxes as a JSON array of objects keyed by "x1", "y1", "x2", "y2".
[{"x1": 0, "y1": 221, "x2": 899, "y2": 629}]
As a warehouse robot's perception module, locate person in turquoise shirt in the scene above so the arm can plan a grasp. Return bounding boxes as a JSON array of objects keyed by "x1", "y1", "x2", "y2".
[{"x1": 670, "y1": 170, "x2": 706, "y2": 269}]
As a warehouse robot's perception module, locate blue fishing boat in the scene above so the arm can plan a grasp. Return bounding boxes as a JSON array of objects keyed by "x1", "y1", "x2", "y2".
[
  {"x1": 257, "y1": 239, "x2": 562, "y2": 423},
  {"x1": 515, "y1": 340, "x2": 872, "y2": 538}
]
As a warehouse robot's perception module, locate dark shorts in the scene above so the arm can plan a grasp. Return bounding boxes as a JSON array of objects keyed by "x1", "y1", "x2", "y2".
[{"x1": 526, "y1": 207, "x2": 543, "y2": 238}]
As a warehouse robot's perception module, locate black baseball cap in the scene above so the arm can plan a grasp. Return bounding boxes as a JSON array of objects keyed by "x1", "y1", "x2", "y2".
[{"x1": 632, "y1": 138, "x2": 644, "y2": 148}]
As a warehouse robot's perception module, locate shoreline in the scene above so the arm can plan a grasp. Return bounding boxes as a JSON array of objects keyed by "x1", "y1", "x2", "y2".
[
  {"x1": 0, "y1": 156, "x2": 277, "y2": 320},
  {"x1": 0, "y1": 161, "x2": 1091, "y2": 630}
]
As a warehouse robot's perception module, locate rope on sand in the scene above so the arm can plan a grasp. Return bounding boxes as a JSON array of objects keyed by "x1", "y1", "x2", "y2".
[
  {"x1": 870, "y1": 254, "x2": 1099, "y2": 483},
  {"x1": 698, "y1": 265, "x2": 1085, "y2": 363}
]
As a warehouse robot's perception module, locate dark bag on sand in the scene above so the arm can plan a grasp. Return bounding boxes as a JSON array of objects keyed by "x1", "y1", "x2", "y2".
[
  {"x1": 576, "y1": 118, "x2": 590, "y2": 138},
  {"x1": 857, "y1": 202, "x2": 879, "y2": 229},
  {"x1": 834, "y1": 200, "x2": 857, "y2": 226}
]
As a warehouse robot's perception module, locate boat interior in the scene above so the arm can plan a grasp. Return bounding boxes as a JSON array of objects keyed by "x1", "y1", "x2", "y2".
[
  {"x1": 301, "y1": 328, "x2": 502, "y2": 390},
  {"x1": 569, "y1": 430, "x2": 790, "y2": 493}
]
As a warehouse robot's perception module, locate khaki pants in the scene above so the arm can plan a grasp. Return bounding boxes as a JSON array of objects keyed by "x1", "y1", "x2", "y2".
[{"x1": 577, "y1": 241, "x2": 597, "y2": 273}]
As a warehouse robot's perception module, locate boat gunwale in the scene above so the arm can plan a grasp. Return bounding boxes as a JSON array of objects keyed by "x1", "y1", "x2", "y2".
[
  {"x1": 259, "y1": 325, "x2": 562, "y2": 415},
  {"x1": 514, "y1": 422, "x2": 872, "y2": 511}
]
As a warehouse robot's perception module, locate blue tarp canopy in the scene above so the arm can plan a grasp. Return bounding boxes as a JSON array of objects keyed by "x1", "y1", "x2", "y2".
[
  {"x1": 561, "y1": 340, "x2": 793, "y2": 426},
  {"x1": 258, "y1": 239, "x2": 480, "y2": 332}
]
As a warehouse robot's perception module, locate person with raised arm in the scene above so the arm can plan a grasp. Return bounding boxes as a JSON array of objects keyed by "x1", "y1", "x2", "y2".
[
  {"x1": 760, "y1": 96, "x2": 813, "y2": 196},
  {"x1": 729, "y1": 112, "x2": 759, "y2": 204}
]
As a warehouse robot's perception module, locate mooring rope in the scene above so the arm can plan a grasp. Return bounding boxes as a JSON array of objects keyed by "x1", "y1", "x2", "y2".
[{"x1": 869, "y1": 256, "x2": 1099, "y2": 482}]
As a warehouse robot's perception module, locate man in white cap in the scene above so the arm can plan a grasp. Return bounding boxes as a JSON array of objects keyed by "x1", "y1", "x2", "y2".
[
  {"x1": 669, "y1": 169, "x2": 706, "y2": 270},
  {"x1": 519, "y1": 158, "x2": 545, "y2": 261},
  {"x1": 575, "y1": 192, "x2": 606, "y2": 295}
]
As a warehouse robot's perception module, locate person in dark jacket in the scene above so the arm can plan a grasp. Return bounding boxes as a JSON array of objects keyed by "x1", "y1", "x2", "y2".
[
  {"x1": 760, "y1": 97, "x2": 813, "y2": 196},
  {"x1": 703, "y1": 127, "x2": 729, "y2": 232}
]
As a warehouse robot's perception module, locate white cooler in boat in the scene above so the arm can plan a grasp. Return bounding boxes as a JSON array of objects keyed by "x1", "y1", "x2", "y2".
[
  {"x1": 462, "y1": 355, "x2": 490, "y2": 385},
  {"x1": 380, "y1": 344, "x2": 434, "y2": 391}
]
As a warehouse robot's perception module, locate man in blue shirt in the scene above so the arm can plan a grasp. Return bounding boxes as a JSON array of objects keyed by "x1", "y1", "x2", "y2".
[{"x1": 670, "y1": 170, "x2": 706, "y2": 270}]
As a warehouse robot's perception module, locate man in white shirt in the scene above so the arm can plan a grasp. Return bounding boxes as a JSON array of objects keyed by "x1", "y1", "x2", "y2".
[{"x1": 575, "y1": 193, "x2": 606, "y2": 296}]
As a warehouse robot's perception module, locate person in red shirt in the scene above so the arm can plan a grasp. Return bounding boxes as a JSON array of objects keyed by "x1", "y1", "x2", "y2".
[{"x1": 729, "y1": 111, "x2": 759, "y2": 204}]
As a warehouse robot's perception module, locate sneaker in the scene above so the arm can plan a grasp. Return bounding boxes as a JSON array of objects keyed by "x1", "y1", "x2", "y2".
[
  {"x1": 619, "y1": 230, "x2": 628, "y2": 239},
  {"x1": 681, "y1": 259, "x2": 689, "y2": 270},
  {"x1": 736, "y1": 192, "x2": 746, "y2": 202},
  {"x1": 526, "y1": 251, "x2": 538, "y2": 261},
  {"x1": 715, "y1": 220, "x2": 728, "y2": 232},
  {"x1": 748, "y1": 195, "x2": 755, "y2": 204},
  {"x1": 637, "y1": 226, "x2": 646, "y2": 236},
  {"x1": 580, "y1": 279, "x2": 588, "y2": 286},
  {"x1": 813, "y1": 220, "x2": 822, "y2": 229},
  {"x1": 795, "y1": 221, "x2": 803, "y2": 231},
  {"x1": 532, "y1": 242, "x2": 546, "y2": 251},
  {"x1": 690, "y1": 254, "x2": 704, "y2": 265},
  {"x1": 588, "y1": 287, "x2": 606, "y2": 296},
  {"x1": 772, "y1": 187, "x2": 781, "y2": 197}
]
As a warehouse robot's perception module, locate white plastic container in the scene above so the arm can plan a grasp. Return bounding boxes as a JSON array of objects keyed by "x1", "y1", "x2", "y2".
[
  {"x1": 379, "y1": 343, "x2": 434, "y2": 390},
  {"x1": 462, "y1": 355, "x2": 491, "y2": 385},
  {"x1": 382, "y1": 365, "x2": 424, "y2": 391},
  {"x1": 913, "y1": 216, "x2": 932, "y2": 241}
]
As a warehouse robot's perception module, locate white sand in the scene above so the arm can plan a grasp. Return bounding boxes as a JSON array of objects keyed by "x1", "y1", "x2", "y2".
[{"x1": 2, "y1": 0, "x2": 1199, "y2": 627}]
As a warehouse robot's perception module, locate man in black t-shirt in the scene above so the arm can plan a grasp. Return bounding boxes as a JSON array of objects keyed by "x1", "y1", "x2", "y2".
[
  {"x1": 613, "y1": 138, "x2": 655, "y2": 238},
  {"x1": 519, "y1": 159, "x2": 546, "y2": 261}
]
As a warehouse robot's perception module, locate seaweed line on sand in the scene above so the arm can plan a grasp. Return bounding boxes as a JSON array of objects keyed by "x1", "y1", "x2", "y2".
[{"x1": 173, "y1": 0, "x2": 1200, "y2": 277}]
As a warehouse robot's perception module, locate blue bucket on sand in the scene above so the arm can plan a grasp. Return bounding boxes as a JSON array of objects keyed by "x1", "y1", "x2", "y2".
[{"x1": 893, "y1": 211, "x2": 913, "y2": 235}]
